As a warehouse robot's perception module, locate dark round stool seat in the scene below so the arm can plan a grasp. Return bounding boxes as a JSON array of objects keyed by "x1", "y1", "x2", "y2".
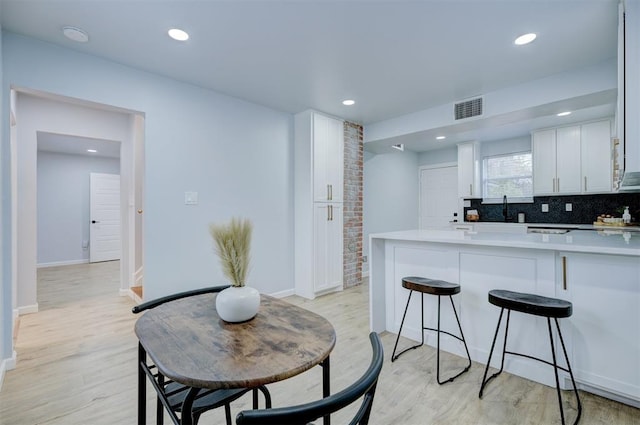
[
  {"x1": 402, "y1": 276, "x2": 461, "y2": 296},
  {"x1": 488, "y1": 289, "x2": 572, "y2": 318}
]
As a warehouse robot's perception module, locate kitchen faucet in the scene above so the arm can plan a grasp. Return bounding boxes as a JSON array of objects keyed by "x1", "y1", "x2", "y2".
[{"x1": 503, "y1": 195, "x2": 508, "y2": 222}]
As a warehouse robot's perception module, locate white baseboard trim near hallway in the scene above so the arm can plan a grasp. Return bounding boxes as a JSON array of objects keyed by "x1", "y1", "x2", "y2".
[
  {"x1": 37, "y1": 259, "x2": 89, "y2": 268},
  {"x1": 17, "y1": 304, "x2": 38, "y2": 315},
  {"x1": 269, "y1": 288, "x2": 295, "y2": 298},
  {"x1": 0, "y1": 351, "x2": 17, "y2": 391}
]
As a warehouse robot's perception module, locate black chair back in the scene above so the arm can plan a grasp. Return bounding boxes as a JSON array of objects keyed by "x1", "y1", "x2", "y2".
[
  {"x1": 235, "y1": 332, "x2": 384, "y2": 425},
  {"x1": 131, "y1": 284, "x2": 230, "y2": 314}
]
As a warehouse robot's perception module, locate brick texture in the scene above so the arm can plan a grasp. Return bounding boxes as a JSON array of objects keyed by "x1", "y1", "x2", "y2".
[{"x1": 343, "y1": 122, "x2": 364, "y2": 288}]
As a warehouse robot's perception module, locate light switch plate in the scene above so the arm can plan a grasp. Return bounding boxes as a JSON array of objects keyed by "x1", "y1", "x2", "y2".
[
  {"x1": 185, "y1": 191, "x2": 198, "y2": 205},
  {"x1": 565, "y1": 203, "x2": 572, "y2": 212},
  {"x1": 542, "y1": 203, "x2": 549, "y2": 212}
]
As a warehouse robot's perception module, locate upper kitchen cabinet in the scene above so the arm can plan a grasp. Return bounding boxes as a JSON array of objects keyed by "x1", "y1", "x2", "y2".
[
  {"x1": 457, "y1": 141, "x2": 481, "y2": 198},
  {"x1": 581, "y1": 120, "x2": 614, "y2": 193},
  {"x1": 532, "y1": 119, "x2": 612, "y2": 195},
  {"x1": 311, "y1": 113, "x2": 344, "y2": 202},
  {"x1": 533, "y1": 126, "x2": 581, "y2": 194}
]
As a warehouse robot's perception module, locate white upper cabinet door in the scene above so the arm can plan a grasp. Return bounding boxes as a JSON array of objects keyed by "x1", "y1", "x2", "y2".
[
  {"x1": 313, "y1": 113, "x2": 344, "y2": 202},
  {"x1": 532, "y1": 129, "x2": 557, "y2": 195},
  {"x1": 581, "y1": 120, "x2": 612, "y2": 193},
  {"x1": 555, "y1": 125, "x2": 582, "y2": 194},
  {"x1": 457, "y1": 142, "x2": 480, "y2": 198}
]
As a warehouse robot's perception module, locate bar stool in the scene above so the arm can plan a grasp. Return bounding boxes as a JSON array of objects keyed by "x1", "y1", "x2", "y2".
[
  {"x1": 391, "y1": 276, "x2": 472, "y2": 384},
  {"x1": 479, "y1": 289, "x2": 582, "y2": 425}
]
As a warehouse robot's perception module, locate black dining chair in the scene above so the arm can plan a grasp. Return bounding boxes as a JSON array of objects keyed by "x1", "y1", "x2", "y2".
[
  {"x1": 132, "y1": 285, "x2": 272, "y2": 425},
  {"x1": 235, "y1": 332, "x2": 384, "y2": 425}
]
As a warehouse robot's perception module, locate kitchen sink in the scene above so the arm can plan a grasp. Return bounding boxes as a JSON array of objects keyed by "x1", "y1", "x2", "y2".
[{"x1": 527, "y1": 228, "x2": 571, "y2": 234}]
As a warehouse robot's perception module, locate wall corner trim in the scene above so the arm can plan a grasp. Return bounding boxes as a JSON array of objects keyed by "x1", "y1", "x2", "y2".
[{"x1": 0, "y1": 351, "x2": 18, "y2": 392}]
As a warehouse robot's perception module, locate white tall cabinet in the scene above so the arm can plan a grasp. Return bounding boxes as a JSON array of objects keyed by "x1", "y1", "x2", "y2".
[{"x1": 295, "y1": 110, "x2": 344, "y2": 299}]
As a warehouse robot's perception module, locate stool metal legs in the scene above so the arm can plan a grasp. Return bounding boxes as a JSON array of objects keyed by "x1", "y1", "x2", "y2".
[
  {"x1": 479, "y1": 308, "x2": 582, "y2": 425},
  {"x1": 391, "y1": 290, "x2": 472, "y2": 384}
]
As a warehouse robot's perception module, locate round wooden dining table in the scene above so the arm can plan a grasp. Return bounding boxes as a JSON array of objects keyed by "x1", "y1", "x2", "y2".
[{"x1": 135, "y1": 293, "x2": 337, "y2": 425}]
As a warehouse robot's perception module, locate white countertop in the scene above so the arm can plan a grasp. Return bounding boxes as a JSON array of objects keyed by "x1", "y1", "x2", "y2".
[{"x1": 370, "y1": 228, "x2": 640, "y2": 256}]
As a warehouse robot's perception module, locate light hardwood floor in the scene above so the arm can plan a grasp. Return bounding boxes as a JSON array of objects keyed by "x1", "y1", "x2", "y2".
[{"x1": 0, "y1": 262, "x2": 638, "y2": 424}]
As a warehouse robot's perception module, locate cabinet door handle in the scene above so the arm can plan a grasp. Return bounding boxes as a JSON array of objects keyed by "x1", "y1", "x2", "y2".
[
  {"x1": 330, "y1": 205, "x2": 333, "y2": 221},
  {"x1": 327, "y1": 205, "x2": 330, "y2": 221},
  {"x1": 557, "y1": 177, "x2": 560, "y2": 192},
  {"x1": 469, "y1": 184, "x2": 473, "y2": 196},
  {"x1": 552, "y1": 178, "x2": 556, "y2": 192},
  {"x1": 327, "y1": 184, "x2": 331, "y2": 200},
  {"x1": 329, "y1": 184, "x2": 333, "y2": 200},
  {"x1": 584, "y1": 176, "x2": 587, "y2": 192},
  {"x1": 562, "y1": 256, "x2": 567, "y2": 290}
]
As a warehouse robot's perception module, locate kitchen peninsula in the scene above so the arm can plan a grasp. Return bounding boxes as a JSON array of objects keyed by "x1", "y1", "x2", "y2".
[{"x1": 369, "y1": 227, "x2": 640, "y2": 407}]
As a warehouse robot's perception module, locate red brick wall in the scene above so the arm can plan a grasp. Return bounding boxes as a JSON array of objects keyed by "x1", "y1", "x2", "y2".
[{"x1": 343, "y1": 122, "x2": 363, "y2": 288}]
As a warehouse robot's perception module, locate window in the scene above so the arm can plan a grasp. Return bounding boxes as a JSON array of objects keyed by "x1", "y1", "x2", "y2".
[{"x1": 482, "y1": 152, "x2": 533, "y2": 202}]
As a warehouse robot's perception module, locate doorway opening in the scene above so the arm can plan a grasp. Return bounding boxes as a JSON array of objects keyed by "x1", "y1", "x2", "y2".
[{"x1": 10, "y1": 88, "x2": 145, "y2": 349}]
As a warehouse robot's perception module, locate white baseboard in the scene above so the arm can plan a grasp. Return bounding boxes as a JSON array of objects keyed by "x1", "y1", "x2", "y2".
[
  {"x1": 0, "y1": 351, "x2": 17, "y2": 392},
  {"x1": 269, "y1": 288, "x2": 296, "y2": 299},
  {"x1": 37, "y1": 259, "x2": 89, "y2": 268},
  {"x1": 17, "y1": 304, "x2": 38, "y2": 315}
]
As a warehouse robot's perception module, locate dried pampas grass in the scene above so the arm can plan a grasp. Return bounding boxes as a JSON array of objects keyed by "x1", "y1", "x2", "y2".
[{"x1": 209, "y1": 218, "x2": 252, "y2": 287}]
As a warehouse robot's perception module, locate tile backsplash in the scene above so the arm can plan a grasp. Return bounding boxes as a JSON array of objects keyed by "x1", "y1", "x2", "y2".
[{"x1": 464, "y1": 193, "x2": 640, "y2": 224}]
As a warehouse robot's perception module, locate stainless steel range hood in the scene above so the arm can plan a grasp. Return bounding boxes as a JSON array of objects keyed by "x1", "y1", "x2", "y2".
[{"x1": 619, "y1": 171, "x2": 640, "y2": 191}]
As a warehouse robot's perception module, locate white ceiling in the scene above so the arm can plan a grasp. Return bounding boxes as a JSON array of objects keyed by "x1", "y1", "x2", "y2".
[{"x1": 0, "y1": 0, "x2": 619, "y2": 149}]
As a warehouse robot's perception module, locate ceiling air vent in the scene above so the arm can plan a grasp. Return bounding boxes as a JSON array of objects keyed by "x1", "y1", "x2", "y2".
[{"x1": 454, "y1": 97, "x2": 483, "y2": 120}]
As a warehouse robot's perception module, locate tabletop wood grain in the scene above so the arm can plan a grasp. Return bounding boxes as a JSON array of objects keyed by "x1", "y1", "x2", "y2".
[{"x1": 135, "y1": 293, "x2": 336, "y2": 390}]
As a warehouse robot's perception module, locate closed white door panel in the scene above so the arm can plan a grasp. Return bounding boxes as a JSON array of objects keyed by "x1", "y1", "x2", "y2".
[
  {"x1": 420, "y1": 166, "x2": 458, "y2": 228},
  {"x1": 90, "y1": 173, "x2": 121, "y2": 263}
]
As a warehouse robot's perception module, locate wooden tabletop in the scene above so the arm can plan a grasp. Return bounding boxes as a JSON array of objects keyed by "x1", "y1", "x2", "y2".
[{"x1": 135, "y1": 293, "x2": 336, "y2": 390}]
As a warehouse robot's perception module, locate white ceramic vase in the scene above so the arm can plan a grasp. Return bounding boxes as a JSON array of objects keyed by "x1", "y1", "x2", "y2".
[{"x1": 215, "y1": 286, "x2": 260, "y2": 323}]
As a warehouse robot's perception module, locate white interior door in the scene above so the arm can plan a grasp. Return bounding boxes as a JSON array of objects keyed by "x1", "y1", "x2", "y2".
[
  {"x1": 419, "y1": 165, "x2": 458, "y2": 228},
  {"x1": 90, "y1": 173, "x2": 121, "y2": 263}
]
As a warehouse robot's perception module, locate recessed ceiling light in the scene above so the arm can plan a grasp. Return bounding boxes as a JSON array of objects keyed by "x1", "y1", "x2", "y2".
[
  {"x1": 62, "y1": 26, "x2": 89, "y2": 43},
  {"x1": 342, "y1": 100, "x2": 355, "y2": 106},
  {"x1": 557, "y1": 111, "x2": 572, "y2": 117},
  {"x1": 391, "y1": 144, "x2": 404, "y2": 151},
  {"x1": 168, "y1": 28, "x2": 189, "y2": 41},
  {"x1": 87, "y1": 149, "x2": 98, "y2": 153},
  {"x1": 436, "y1": 136, "x2": 446, "y2": 140},
  {"x1": 514, "y1": 33, "x2": 537, "y2": 46}
]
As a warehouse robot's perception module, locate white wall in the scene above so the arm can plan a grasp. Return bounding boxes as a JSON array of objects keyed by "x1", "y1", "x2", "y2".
[
  {"x1": 37, "y1": 151, "x2": 120, "y2": 266},
  {"x1": 2, "y1": 33, "x2": 295, "y2": 308},
  {"x1": 480, "y1": 136, "x2": 531, "y2": 158},
  {"x1": 0, "y1": 22, "x2": 8, "y2": 387},
  {"x1": 363, "y1": 150, "x2": 419, "y2": 259},
  {"x1": 418, "y1": 146, "x2": 457, "y2": 166}
]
